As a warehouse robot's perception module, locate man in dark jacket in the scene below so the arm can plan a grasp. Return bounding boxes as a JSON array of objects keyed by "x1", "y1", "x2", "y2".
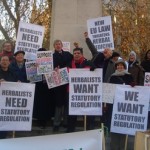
[
  {"x1": 66, "y1": 47, "x2": 95, "y2": 132},
  {"x1": 9, "y1": 51, "x2": 28, "y2": 83},
  {"x1": 52, "y1": 40, "x2": 73, "y2": 132},
  {"x1": 0, "y1": 55, "x2": 19, "y2": 139},
  {"x1": 84, "y1": 32, "x2": 120, "y2": 131}
]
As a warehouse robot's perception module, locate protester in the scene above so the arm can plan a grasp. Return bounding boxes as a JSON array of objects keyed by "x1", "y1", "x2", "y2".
[
  {"x1": 33, "y1": 48, "x2": 54, "y2": 128},
  {"x1": 108, "y1": 59, "x2": 134, "y2": 150},
  {"x1": 66, "y1": 47, "x2": 96, "y2": 133},
  {"x1": 9, "y1": 51, "x2": 28, "y2": 83},
  {"x1": 141, "y1": 49, "x2": 150, "y2": 129},
  {"x1": 141, "y1": 49, "x2": 150, "y2": 72},
  {"x1": 0, "y1": 55, "x2": 19, "y2": 139},
  {"x1": 84, "y1": 32, "x2": 120, "y2": 131},
  {"x1": 0, "y1": 41, "x2": 14, "y2": 62},
  {"x1": 128, "y1": 51, "x2": 144, "y2": 85},
  {"x1": 52, "y1": 40, "x2": 73, "y2": 132}
]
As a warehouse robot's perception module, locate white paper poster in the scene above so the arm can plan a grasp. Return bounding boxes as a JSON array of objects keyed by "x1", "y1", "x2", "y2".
[
  {"x1": 111, "y1": 85, "x2": 150, "y2": 135},
  {"x1": 0, "y1": 82, "x2": 35, "y2": 131},
  {"x1": 102, "y1": 83, "x2": 116, "y2": 104},
  {"x1": 62, "y1": 42, "x2": 70, "y2": 52},
  {"x1": 25, "y1": 61, "x2": 42, "y2": 82},
  {"x1": 69, "y1": 69, "x2": 102, "y2": 116},
  {"x1": 45, "y1": 67, "x2": 69, "y2": 89},
  {"x1": 87, "y1": 16, "x2": 114, "y2": 51},
  {"x1": 15, "y1": 21, "x2": 45, "y2": 60},
  {"x1": 36, "y1": 51, "x2": 53, "y2": 74},
  {"x1": 144, "y1": 72, "x2": 150, "y2": 86},
  {"x1": 0, "y1": 129, "x2": 102, "y2": 150}
]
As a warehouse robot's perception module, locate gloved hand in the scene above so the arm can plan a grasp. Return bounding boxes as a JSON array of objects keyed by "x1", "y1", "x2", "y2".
[{"x1": 130, "y1": 82, "x2": 135, "y2": 87}]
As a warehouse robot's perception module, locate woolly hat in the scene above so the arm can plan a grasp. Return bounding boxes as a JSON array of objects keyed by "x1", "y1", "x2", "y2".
[
  {"x1": 115, "y1": 59, "x2": 127, "y2": 69},
  {"x1": 129, "y1": 51, "x2": 136, "y2": 59}
]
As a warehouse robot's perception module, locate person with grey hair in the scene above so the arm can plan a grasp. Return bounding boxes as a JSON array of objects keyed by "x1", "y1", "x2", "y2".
[
  {"x1": 128, "y1": 51, "x2": 144, "y2": 85},
  {"x1": 52, "y1": 39, "x2": 73, "y2": 132}
]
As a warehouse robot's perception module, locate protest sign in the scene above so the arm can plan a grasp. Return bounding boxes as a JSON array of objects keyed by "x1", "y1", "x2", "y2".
[
  {"x1": 15, "y1": 21, "x2": 44, "y2": 60},
  {"x1": 102, "y1": 83, "x2": 116, "y2": 104},
  {"x1": 25, "y1": 61, "x2": 42, "y2": 82},
  {"x1": 144, "y1": 72, "x2": 150, "y2": 111},
  {"x1": 144, "y1": 72, "x2": 150, "y2": 86},
  {"x1": 62, "y1": 41, "x2": 70, "y2": 51},
  {"x1": 0, "y1": 129, "x2": 102, "y2": 150},
  {"x1": 69, "y1": 69, "x2": 102, "y2": 115},
  {"x1": 87, "y1": 16, "x2": 114, "y2": 51},
  {"x1": 111, "y1": 85, "x2": 150, "y2": 135},
  {"x1": 45, "y1": 67, "x2": 69, "y2": 89},
  {"x1": 36, "y1": 51, "x2": 53, "y2": 74},
  {"x1": 0, "y1": 82, "x2": 35, "y2": 131}
]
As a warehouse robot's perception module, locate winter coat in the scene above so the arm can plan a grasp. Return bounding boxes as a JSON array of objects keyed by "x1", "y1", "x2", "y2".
[
  {"x1": 0, "y1": 68, "x2": 18, "y2": 82},
  {"x1": 33, "y1": 77, "x2": 54, "y2": 120},
  {"x1": 52, "y1": 50, "x2": 73, "y2": 106},
  {"x1": 85, "y1": 38, "x2": 115, "y2": 82},
  {"x1": 141, "y1": 60, "x2": 150, "y2": 73},
  {"x1": 109, "y1": 72, "x2": 134, "y2": 85},
  {"x1": 9, "y1": 60, "x2": 28, "y2": 82},
  {"x1": 0, "y1": 51, "x2": 14, "y2": 62},
  {"x1": 128, "y1": 61, "x2": 144, "y2": 85}
]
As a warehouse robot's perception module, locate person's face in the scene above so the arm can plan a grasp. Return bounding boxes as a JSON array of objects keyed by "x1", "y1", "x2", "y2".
[
  {"x1": 54, "y1": 41, "x2": 63, "y2": 52},
  {"x1": 112, "y1": 56, "x2": 119, "y2": 62},
  {"x1": 3, "y1": 43, "x2": 12, "y2": 52},
  {"x1": 129, "y1": 54, "x2": 136, "y2": 62},
  {"x1": 0, "y1": 56, "x2": 10, "y2": 69},
  {"x1": 147, "y1": 51, "x2": 150, "y2": 60},
  {"x1": 103, "y1": 48, "x2": 112, "y2": 59},
  {"x1": 15, "y1": 53, "x2": 24, "y2": 63},
  {"x1": 116, "y1": 63, "x2": 125, "y2": 72},
  {"x1": 73, "y1": 50, "x2": 83, "y2": 61}
]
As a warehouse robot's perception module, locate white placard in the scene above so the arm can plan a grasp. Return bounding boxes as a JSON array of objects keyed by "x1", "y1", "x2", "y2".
[
  {"x1": 111, "y1": 85, "x2": 150, "y2": 135},
  {"x1": 62, "y1": 41, "x2": 70, "y2": 52},
  {"x1": 0, "y1": 129, "x2": 102, "y2": 150},
  {"x1": 69, "y1": 69, "x2": 102, "y2": 115},
  {"x1": 144, "y1": 72, "x2": 150, "y2": 111},
  {"x1": 144, "y1": 72, "x2": 150, "y2": 86},
  {"x1": 87, "y1": 16, "x2": 114, "y2": 51},
  {"x1": 102, "y1": 83, "x2": 116, "y2": 104},
  {"x1": 15, "y1": 21, "x2": 45, "y2": 60},
  {"x1": 0, "y1": 82, "x2": 35, "y2": 131}
]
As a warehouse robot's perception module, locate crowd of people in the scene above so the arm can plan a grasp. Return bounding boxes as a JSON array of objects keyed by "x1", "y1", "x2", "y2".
[{"x1": 0, "y1": 35, "x2": 150, "y2": 148}]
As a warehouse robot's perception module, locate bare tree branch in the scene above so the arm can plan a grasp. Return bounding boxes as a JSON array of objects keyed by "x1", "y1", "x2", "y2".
[
  {"x1": 0, "y1": 21, "x2": 11, "y2": 40},
  {"x1": 2, "y1": 0, "x2": 17, "y2": 24}
]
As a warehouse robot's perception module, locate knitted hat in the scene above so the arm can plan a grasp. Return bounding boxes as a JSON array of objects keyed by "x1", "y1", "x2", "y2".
[
  {"x1": 115, "y1": 59, "x2": 127, "y2": 69},
  {"x1": 129, "y1": 51, "x2": 136, "y2": 59}
]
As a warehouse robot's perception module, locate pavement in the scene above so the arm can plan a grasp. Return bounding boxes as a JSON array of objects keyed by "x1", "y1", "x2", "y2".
[{"x1": 6, "y1": 118, "x2": 135, "y2": 150}]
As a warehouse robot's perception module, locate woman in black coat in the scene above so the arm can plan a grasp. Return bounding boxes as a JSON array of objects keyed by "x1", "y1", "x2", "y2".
[
  {"x1": 141, "y1": 49, "x2": 150, "y2": 73},
  {"x1": 108, "y1": 59, "x2": 134, "y2": 150},
  {"x1": 33, "y1": 48, "x2": 54, "y2": 128}
]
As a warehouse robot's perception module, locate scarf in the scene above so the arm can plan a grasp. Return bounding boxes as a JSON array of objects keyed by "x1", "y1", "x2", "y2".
[
  {"x1": 111, "y1": 70, "x2": 130, "y2": 76},
  {"x1": 71, "y1": 57, "x2": 85, "y2": 68}
]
